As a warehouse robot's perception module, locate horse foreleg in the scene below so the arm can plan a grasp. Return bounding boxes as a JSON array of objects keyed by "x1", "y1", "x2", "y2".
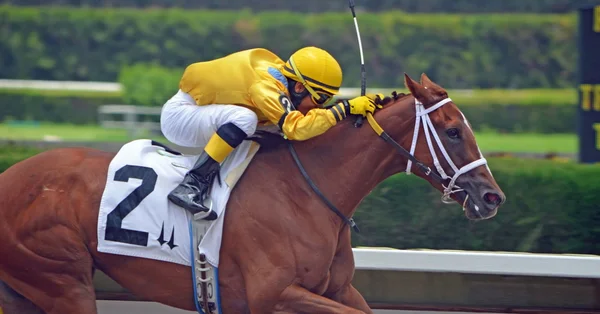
[
  {"x1": 324, "y1": 228, "x2": 372, "y2": 313},
  {"x1": 0, "y1": 281, "x2": 43, "y2": 314},
  {"x1": 0, "y1": 216, "x2": 98, "y2": 313},
  {"x1": 1, "y1": 269, "x2": 97, "y2": 314},
  {"x1": 272, "y1": 284, "x2": 366, "y2": 314},
  {"x1": 329, "y1": 284, "x2": 373, "y2": 314}
]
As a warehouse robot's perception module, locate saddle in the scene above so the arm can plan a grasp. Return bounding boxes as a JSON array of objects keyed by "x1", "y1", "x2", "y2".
[{"x1": 96, "y1": 138, "x2": 260, "y2": 314}]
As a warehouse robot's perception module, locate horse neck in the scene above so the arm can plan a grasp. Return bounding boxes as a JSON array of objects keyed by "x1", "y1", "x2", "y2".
[{"x1": 284, "y1": 96, "x2": 417, "y2": 221}]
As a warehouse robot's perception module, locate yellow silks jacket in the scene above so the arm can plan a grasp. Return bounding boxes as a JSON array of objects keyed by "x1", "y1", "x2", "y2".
[{"x1": 178, "y1": 48, "x2": 345, "y2": 141}]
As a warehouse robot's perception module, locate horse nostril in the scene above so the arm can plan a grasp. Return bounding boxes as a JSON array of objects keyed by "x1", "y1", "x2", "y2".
[{"x1": 484, "y1": 192, "x2": 502, "y2": 206}]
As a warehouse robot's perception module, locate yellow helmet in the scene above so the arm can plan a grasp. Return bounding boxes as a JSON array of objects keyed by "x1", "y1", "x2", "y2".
[{"x1": 282, "y1": 46, "x2": 343, "y2": 105}]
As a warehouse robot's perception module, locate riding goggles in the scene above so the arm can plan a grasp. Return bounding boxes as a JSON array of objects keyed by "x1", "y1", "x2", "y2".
[{"x1": 288, "y1": 57, "x2": 335, "y2": 108}]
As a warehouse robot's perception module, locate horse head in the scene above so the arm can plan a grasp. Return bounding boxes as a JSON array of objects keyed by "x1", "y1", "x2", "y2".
[{"x1": 371, "y1": 73, "x2": 506, "y2": 220}]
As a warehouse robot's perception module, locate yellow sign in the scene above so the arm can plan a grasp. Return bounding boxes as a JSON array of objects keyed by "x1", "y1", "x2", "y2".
[
  {"x1": 595, "y1": 123, "x2": 600, "y2": 150},
  {"x1": 595, "y1": 6, "x2": 600, "y2": 32},
  {"x1": 580, "y1": 84, "x2": 600, "y2": 111}
]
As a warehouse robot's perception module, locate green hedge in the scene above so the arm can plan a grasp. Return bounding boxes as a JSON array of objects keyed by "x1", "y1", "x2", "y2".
[
  {"x1": 4, "y1": 0, "x2": 600, "y2": 13},
  {"x1": 0, "y1": 89, "x2": 122, "y2": 124},
  {"x1": 0, "y1": 146, "x2": 597, "y2": 254},
  {"x1": 380, "y1": 88, "x2": 579, "y2": 133},
  {"x1": 0, "y1": 5, "x2": 577, "y2": 89},
  {"x1": 119, "y1": 63, "x2": 182, "y2": 107},
  {"x1": 0, "y1": 144, "x2": 44, "y2": 171},
  {"x1": 352, "y1": 157, "x2": 600, "y2": 255},
  {"x1": 459, "y1": 103, "x2": 576, "y2": 133}
]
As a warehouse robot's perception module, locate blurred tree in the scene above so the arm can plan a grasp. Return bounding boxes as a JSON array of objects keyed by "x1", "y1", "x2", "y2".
[
  {"x1": 2, "y1": 0, "x2": 600, "y2": 13},
  {"x1": 118, "y1": 63, "x2": 182, "y2": 107},
  {"x1": 0, "y1": 6, "x2": 578, "y2": 88}
]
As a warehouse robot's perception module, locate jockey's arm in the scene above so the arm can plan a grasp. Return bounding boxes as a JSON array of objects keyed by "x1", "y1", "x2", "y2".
[{"x1": 250, "y1": 81, "x2": 348, "y2": 141}]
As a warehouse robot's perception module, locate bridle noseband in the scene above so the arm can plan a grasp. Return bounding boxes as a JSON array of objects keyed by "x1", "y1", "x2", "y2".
[
  {"x1": 288, "y1": 96, "x2": 488, "y2": 232},
  {"x1": 403, "y1": 98, "x2": 488, "y2": 204}
]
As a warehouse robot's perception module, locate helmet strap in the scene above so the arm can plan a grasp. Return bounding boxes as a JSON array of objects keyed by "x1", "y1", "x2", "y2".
[
  {"x1": 287, "y1": 80, "x2": 309, "y2": 108},
  {"x1": 288, "y1": 56, "x2": 325, "y2": 102}
]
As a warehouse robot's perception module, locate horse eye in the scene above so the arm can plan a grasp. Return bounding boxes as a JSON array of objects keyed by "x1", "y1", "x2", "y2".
[{"x1": 446, "y1": 128, "x2": 460, "y2": 139}]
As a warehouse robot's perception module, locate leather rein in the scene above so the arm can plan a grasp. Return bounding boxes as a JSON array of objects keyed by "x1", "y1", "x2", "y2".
[{"x1": 287, "y1": 96, "x2": 488, "y2": 233}]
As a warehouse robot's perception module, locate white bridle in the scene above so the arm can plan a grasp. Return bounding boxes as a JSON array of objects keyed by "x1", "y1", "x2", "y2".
[{"x1": 405, "y1": 97, "x2": 488, "y2": 204}]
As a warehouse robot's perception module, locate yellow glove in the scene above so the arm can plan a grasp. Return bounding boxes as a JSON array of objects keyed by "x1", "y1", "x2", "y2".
[
  {"x1": 342, "y1": 93, "x2": 384, "y2": 117},
  {"x1": 366, "y1": 93, "x2": 385, "y2": 106}
]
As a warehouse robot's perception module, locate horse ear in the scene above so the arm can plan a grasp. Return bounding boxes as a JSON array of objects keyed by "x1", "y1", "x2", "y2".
[
  {"x1": 420, "y1": 73, "x2": 443, "y2": 91},
  {"x1": 404, "y1": 73, "x2": 428, "y2": 102}
]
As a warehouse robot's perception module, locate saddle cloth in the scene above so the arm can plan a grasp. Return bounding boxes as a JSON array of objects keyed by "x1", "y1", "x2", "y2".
[{"x1": 96, "y1": 138, "x2": 259, "y2": 267}]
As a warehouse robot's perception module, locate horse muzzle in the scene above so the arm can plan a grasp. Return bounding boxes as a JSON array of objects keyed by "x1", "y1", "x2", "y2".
[{"x1": 456, "y1": 183, "x2": 505, "y2": 221}]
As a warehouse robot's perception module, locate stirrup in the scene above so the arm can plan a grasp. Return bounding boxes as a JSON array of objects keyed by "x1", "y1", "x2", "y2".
[
  {"x1": 168, "y1": 185, "x2": 212, "y2": 212},
  {"x1": 193, "y1": 197, "x2": 216, "y2": 221}
]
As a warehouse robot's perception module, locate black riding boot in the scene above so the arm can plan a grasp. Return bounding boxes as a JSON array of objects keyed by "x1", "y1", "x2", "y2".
[
  {"x1": 168, "y1": 152, "x2": 221, "y2": 217},
  {"x1": 168, "y1": 122, "x2": 248, "y2": 218}
]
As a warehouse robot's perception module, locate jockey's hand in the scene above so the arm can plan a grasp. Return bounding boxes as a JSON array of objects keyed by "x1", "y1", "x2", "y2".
[{"x1": 343, "y1": 93, "x2": 384, "y2": 117}]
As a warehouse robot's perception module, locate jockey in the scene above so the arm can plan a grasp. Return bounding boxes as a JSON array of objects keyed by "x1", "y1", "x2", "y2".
[{"x1": 160, "y1": 46, "x2": 382, "y2": 216}]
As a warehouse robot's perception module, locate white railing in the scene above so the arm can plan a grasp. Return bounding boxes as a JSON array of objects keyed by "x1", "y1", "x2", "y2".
[
  {"x1": 93, "y1": 248, "x2": 600, "y2": 312},
  {"x1": 0, "y1": 78, "x2": 408, "y2": 98},
  {"x1": 0, "y1": 79, "x2": 122, "y2": 92},
  {"x1": 97, "y1": 104, "x2": 162, "y2": 137},
  {"x1": 352, "y1": 247, "x2": 600, "y2": 279},
  {"x1": 0, "y1": 79, "x2": 482, "y2": 98}
]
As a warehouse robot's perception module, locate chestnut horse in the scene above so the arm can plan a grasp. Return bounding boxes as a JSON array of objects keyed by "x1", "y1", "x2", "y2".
[{"x1": 0, "y1": 73, "x2": 505, "y2": 314}]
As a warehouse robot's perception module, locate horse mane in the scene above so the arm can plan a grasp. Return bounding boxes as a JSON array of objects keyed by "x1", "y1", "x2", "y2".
[
  {"x1": 246, "y1": 91, "x2": 411, "y2": 152},
  {"x1": 387, "y1": 90, "x2": 409, "y2": 103}
]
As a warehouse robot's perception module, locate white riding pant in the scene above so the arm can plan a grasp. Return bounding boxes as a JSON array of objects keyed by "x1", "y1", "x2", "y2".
[{"x1": 160, "y1": 90, "x2": 258, "y2": 148}]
